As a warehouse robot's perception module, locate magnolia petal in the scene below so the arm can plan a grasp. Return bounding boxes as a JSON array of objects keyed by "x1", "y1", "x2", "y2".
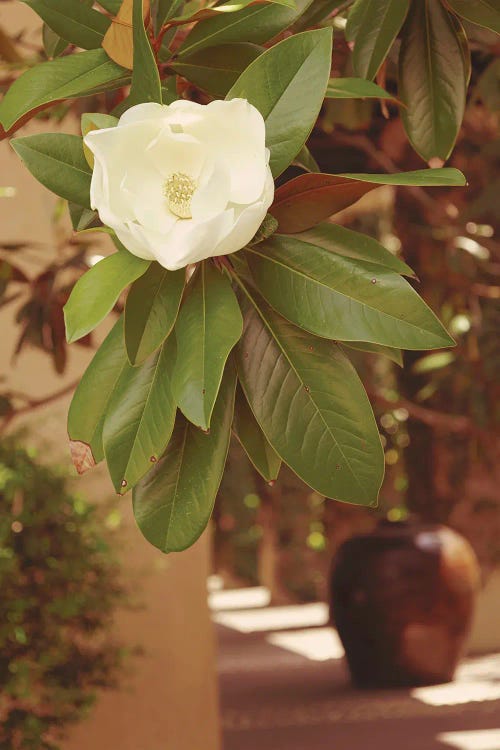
[
  {"x1": 180, "y1": 98, "x2": 268, "y2": 205},
  {"x1": 119, "y1": 102, "x2": 167, "y2": 126},
  {"x1": 215, "y1": 170, "x2": 275, "y2": 256},
  {"x1": 153, "y1": 210, "x2": 236, "y2": 270},
  {"x1": 145, "y1": 128, "x2": 208, "y2": 181},
  {"x1": 191, "y1": 160, "x2": 231, "y2": 221},
  {"x1": 85, "y1": 100, "x2": 273, "y2": 270}
]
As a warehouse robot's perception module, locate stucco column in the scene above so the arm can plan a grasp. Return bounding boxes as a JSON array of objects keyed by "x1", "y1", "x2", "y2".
[{"x1": 0, "y1": 4, "x2": 221, "y2": 746}]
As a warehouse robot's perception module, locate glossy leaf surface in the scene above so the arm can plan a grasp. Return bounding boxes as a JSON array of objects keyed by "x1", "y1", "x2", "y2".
[
  {"x1": 246, "y1": 233, "x2": 454, "y2": 350},
  {"x1": 23, "y1": 0, "x2": 110, "y2": 49},
  {"x1": 11, "y1": 134, "x2": 92, "y2": 207},
  {"x1": 171, "y1": 43, "x2": 262, "y2": 97},
  {"x1": 446, "y1": 0, "x2": 500, "y2": 34},
  {"x1": 179, "y1": 0, "x2": 312, "y2": 58},
  {"x1": 172, "y1": 263, "x2": 242, "y2": 430},
  {"x1": 129, "y1": 0, "x2": 162, "y2": 103},
  {"x1": 326, "y1": 77, "x2": 394, "y2": 100},
  {"x1": 64, "y1": 252, "x2": 150, "y2": 343},
  {"x1": 0, "y1": 49, "x2": 127, "y2": 131},
  {"x1": 346, "y1": 0, "x2": 410, "y2": 80},
  {"x1": 68, "y1": 317, "x2": 128, "y2": 467},
  {"x1": 103, "y1": 337, "x2": 177, "y2": 493},
  {"x1": 341, "y1": 341, "x2": 403, "y2": 367},
  {"x1": 236, "y1": 288, "x2": 384, "y2": 505},
  {"x1": 295, "y1": 223, "x2": 414, "y2": 276},
  {"x1": 399, "y1": 0, "x2": 468, "y2": 162},
  {"x1": 133, "y1": 365, "x2": 236, "y2": 552},
  {"x1": 227, "y1": 28, "x2": 332, "y2": 177},
  {"x1": 233, "y1": 384, "x2": 281, "y2": 482},
  {"x1": 124, "y1": 263, "x2": 185, "y2": 365}
]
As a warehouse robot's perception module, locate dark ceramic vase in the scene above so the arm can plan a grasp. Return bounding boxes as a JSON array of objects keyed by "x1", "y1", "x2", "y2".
[{"x1": 329, "y1": 519, "x2": 480, "y2": 688}]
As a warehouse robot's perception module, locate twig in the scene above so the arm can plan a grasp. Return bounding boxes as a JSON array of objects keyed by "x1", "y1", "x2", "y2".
[
  {"x1": 368, "y1": 388, "x2": 489, "y2": 437},
  {"x1": 0, "y1": 380, "x2": 80, "y2": 434}
]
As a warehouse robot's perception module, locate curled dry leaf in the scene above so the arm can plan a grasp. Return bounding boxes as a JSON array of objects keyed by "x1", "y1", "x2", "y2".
[
  {"x1": 102, "y1": 0, "x2": 150, "y2": 69},
  {"x1": 69, "y1": 439, "x2": 97, "y2": 474}
]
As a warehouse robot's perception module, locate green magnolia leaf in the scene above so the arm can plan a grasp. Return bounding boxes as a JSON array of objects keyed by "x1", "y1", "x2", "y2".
[
  {"x1": 129, "y1": 0, "x2": 162, "y2": 105},
  {"x1": 124, "y1": 263, "x2": 185, "y2": 366},
  {"x1": 171, "y1": 43, "x2": 262, "y2": 97},
  {"x1": 341, "y1": 341, "x2": 403, "y2": 367},
  {"x1": 227, "y1": 28, "x2": 332, "y2": 177},
  {"x1": 233, "y1": 383, "x2": 281, "y2": 482},
  {"x1": 346, "y1": 0, "x2": 410, "y2": 81},
  {"x1": 293, "y1": 144, "x2": 320, "y2": 173},
  {"x1": 64, "y1": 251, "x2": 150, "y2": 343},
  {"x1": 326, "y1": 77, "x2": 394, "y2": 100},
  {"x1": 172, "y1": 262, "x2": 243, "y2": 431},
  {"x1": 98, "y1": 0, "x2": 123, "y2": 12},
  {"x1": 296, "y1": 223, "x2": 414, "y2": 276},
  {"x1": 11, "y1": 134, "x2": 92, "y2": 207},
  {"x1": 23, "y1": 0, "x2": 110, "y2": 49},
  {"x1": 81, "y1": 113, "x2": 118, "y2": 133},
  {"x1": 294, "y1": 0, "x2": 346, "y2": 30},
  {"x1": 270, "y1": 168, "x2": 467, "y2": 233},
  {"x1": 235, "y1": 286, "x2": 384, "y2": 505},
  {"x1": 172, "y1": 0, "x2": 296, "y2": 24},
  {"x1": 68, "y1": 203, "x2": 100, "y2": 231},
  {"x1": 133, "y1": 363, "x2": 236, "y2": 552},
  {"x1": 399, "y1": 0, "x2": 468, "y2": 162},
  {"x1": 446, "y1": 0, "x2": 500, "y2": 34},
  {"x1": 153, "y1": 0, "x2": 184, "y2": 32},
  {"x1": 68, "y1": 316, "x2": 128, "y2": 469},
  {"x1": 337, "y1": 169, "x2": 467, "y2": 187},
  {"x1": 0, "y1": 49, "x2": 128, "y2": 132},
  {"x1": 178, "y1": 0, "x2": 312, "y2": 57},
  {"x1": 42, "y1": 22, "x2": 68, "y2": 58},
  {"x1": 245, "y1": 231, "x2": 454, "y2": 350},
  {"x1": 103, "y1": 337, "x2": 177, "y2": 493},
  {"x1": 248, "y1": 213, "x2": 279, "y2": 246}
]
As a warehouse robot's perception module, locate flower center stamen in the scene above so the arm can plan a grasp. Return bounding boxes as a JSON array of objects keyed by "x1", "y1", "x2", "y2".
[{"x1": 164, "y1": 172, "x2": 196, "y2": 219}]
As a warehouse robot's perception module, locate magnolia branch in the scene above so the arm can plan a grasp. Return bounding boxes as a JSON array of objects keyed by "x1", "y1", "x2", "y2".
[
  {"x1": 0, "y1": 380, "x2": 80, "y2": 434},
  {"x1": 368, "y1": 388, "x2": 488, "y2": 437}
]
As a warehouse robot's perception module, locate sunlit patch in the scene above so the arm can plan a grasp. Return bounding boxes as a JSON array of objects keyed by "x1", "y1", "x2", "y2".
[
  {"x1": 209, "y1": 586, "x2": 271, "y2": 612},
  {"x1": 412, "y1": 654, "x2": 500, "y2": 706},
  {"x1": 437, "y1": 729, "x2": 500, "y2": 750},
  {"x1": 212, "y1": 602, "x2": 329, "y2": 633},
  {"x1": 267, "y1": 627, "x2": 344, "y2": 661},
  {"x1": 164, "y1": 172, "x2": 196, "y2": 219}
]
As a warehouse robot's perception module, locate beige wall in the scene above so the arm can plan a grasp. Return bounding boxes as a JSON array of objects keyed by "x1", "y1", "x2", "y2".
[{"x1": 0, "y1": 4, "x2": 220, "y2": 748}]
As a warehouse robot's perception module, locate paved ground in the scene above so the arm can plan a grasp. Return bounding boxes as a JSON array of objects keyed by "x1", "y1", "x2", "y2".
[{"x1": 210, "y1": 587, "x2": 500, "y2": 750}]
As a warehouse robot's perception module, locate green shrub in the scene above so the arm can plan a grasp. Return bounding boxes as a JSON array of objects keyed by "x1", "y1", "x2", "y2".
[{"x1": 0, "y1": 442, "x2": 125, "y2": 750}]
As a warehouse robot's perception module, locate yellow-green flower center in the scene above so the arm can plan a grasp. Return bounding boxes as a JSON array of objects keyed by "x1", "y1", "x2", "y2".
[{"x1": 164, "y1": 172, "x2": 196, "y2": 219}]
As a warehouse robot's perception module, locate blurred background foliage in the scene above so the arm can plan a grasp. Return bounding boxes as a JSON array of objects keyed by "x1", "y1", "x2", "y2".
[
  {"x1": 215, "y1": 14, "x2": 500, "y2": 602},
  {"x1": 0, "y1": 2, "x2": 498, "y2": 605},
  {"x1": 0, "y1": 440, "x2": 127, "y2": 749}
]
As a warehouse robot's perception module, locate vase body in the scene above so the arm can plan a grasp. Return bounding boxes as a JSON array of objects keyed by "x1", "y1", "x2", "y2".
[{"x1": 329, "y1": 519, "x2": 480, "y2": 688}]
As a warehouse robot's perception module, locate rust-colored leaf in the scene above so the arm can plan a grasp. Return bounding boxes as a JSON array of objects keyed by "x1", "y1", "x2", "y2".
[
  {"x1": 70, "y1": 439, "x2": 97, "y2": 474},
  {"x1": 269, "y1": 173, "x2": 377, "y2": 234},
  {"x1": 102, "y1": 0, "x2": 150, "y2": 69}
]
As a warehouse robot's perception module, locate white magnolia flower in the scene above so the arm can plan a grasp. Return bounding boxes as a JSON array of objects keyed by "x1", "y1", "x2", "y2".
[{"x1": 84, "y1": 98, "x2": 274, "y2": 271}]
